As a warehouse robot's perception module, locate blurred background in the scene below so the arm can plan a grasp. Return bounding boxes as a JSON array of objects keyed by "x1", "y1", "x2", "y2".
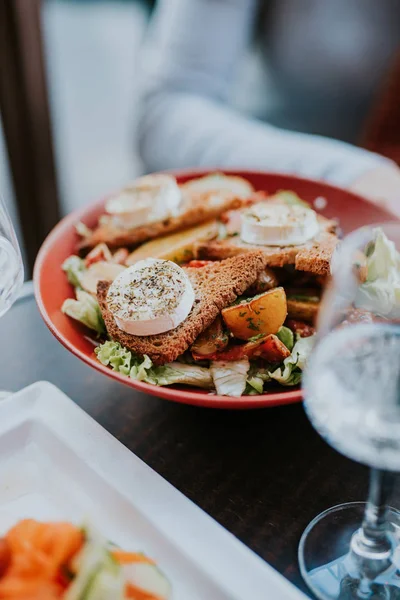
[{"x1": 1, "y1": 0, "x2": 155, "y2": 273}]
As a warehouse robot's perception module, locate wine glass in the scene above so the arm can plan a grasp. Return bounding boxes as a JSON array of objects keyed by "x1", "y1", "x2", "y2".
[
  {"x1": 0, "y1": 193, "x2": 24, "y2": 399},
  {"x1": 0, "y1": 193, "x2": 24, "y2": 317},
  {"x1": 298, "y1": 223, "x2": 400, "y2": 600}
]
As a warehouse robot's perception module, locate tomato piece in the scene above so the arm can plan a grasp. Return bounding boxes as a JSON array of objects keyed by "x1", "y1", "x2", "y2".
[
  {"x1": 255, "y1": 335, "x2": 290, "y2": 362},
  {"x1": 192, "y1": 334, "x2": 290, "y2": 362},
  {"x1": 192, "y1": 334, "x2": 289, "y2": 363},
  {"x1": 186, "y1": 260, "x2": 214, "y2": 268},
  {"x1": 286, "y1": 319, "x2": 315, "y2": 337},
  {"x1": 0, "y1": 539, "x2": 10, "y2": 578},
  {"x1": 84, "y1": 243, "x2": 112, "y2": 267},
  {"x1": 192, "y1": 338, "x2": 263, "y2": 361}
]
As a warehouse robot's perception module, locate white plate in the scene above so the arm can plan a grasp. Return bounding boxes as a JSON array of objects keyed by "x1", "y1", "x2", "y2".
[{"x1": 0, "y1": 382, "x2": 307, "y2": 600}]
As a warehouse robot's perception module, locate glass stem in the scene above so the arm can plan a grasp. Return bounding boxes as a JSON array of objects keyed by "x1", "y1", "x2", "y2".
[
  {"x1": 350, "y1": 469, "x2": 395, "y2": 591},
  {"x1": 362, "y1": 469, "x2": 395, "y2": 546}
]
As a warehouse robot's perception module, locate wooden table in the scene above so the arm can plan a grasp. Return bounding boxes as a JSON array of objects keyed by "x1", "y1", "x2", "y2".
[{"x1": 3, "y1": 285, "x2": 399, "y2": 597}]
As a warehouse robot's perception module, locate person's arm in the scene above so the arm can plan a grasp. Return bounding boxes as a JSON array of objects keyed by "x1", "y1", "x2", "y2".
[{"x1": 138, "y1": 0, "x2": 398, "y2": 200}]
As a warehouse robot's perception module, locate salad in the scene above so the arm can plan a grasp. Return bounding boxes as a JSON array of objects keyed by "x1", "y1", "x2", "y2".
[
  {"x1": 0, "y1": 519, "x2": 170, "y2": 599},
  {"x1": 60, "y1": 173, "x2": 340, "y2": 397}
]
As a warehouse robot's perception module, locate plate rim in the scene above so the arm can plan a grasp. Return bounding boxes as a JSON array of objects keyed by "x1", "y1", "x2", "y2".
[{"x1": 33, "y1": 168, "x2": 397, "y2": 409}]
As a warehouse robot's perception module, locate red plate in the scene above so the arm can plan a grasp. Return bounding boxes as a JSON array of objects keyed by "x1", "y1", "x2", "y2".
[{"x1": 34, "y1": 170, "x2": 397, "y2": 409}]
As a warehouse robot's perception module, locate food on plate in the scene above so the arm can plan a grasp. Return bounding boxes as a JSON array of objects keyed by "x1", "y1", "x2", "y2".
[
  {"x1": 126, "y1": 220, "x2": 218, "y2": 265},
  {"x1": 63, "y1": 288, "x2": 106, "y2": 335},
  {"x1": 61, "y1": 173, "x2": 342, "y2": 396},
  {"x1": 286, "y1": 298, "x2": 319, "y2": 323},
  {"x1": 80, "y1": 262, "x2": 126, "y2": 296},
  {"x1": 0, "y1": 519, "x2": 170, "y2": 599},
  {"x1": 210, "y1": 359, "x2": 250, "y2": 397},
  {"x1": 354, "y1": 228, "x2": 400, "y2": 319},
  {"x1": 285, "y1": 287, "x2": 321, "y2": 323},
  {"x1": 180, "y1": 172, "x2": 254, "y2": 198},
  {"x1": 106, "y1": 259, "x2": 196, "y2": 336},
  {"x1": 97, "y1": 252, "x2": 269, "y2": 365},
  {"x1": 105, "y1": 174, "x2": 182, "y2": 230},
  {"x1": 221, "y1": 287, "x2": 287, "y2": 340},
  {"x1": 245, "y1": 266, "x2": 279, "y2": 294},
  {"x1": 78, "y1": 173, "x2": 251, "y2": 251},
  {"x1": 195, "y1": 191, "x2": 339, "y2": 276},
  {"x1": 329, "y1": 228, "x2": 400, "y2": 330},
  {"x1": 240, "y1": 202, "x2": 320, "y2": 246},
  {"x1": 191, "y1": 315, "x2": 229, "y2": 356}
]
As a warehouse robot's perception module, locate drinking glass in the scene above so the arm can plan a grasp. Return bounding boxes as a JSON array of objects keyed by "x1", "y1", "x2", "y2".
[
  {"x1": 298, "y1": 223, "x2": 400, "y2": 600},
  {"x1": 0, "y1": 194, "x2": 24, "y2": 317}
]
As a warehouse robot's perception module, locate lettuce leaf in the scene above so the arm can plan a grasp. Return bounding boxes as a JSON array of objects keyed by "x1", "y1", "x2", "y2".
[
  {"x1": 210, "y1": 358, "x2": 249, "y2": 397},
  {"x1": 62, "y1": 255, "x2": 86, "y2": 288},
  {"x1": 246, "y1": 375, "x2": 264, "y2": 394},
  {"x1": 268, "y1": 335, "x2": 315, "y2": 386},
  {"x1": 62, "y1": 289, "x2": 105, "y2": 335},
  {"x1": 276, "y1": 325, "x2": 294, "y2": 351},
  {"x1": 144, "y1": 362, "x2": 213, "y2": 388},
  {"x1": 355, "y1": 228, "x2": 400, "y2": 318},
  {"x1": 95, "y1": 341, "x2": 213, "y2": 388},
  {"x1": 95, "y1": 335, "x2": 315, "y2": 394}
]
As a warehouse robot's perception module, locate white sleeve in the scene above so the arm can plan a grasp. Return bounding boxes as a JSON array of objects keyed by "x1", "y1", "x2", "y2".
[{"x1": 138, "y1": 0, "x2": 390, "y2": 186}]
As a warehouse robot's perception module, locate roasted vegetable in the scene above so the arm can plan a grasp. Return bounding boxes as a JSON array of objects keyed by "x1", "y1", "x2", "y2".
[
  {"x1": 193, "y1": 333, "x2": 290, "y2": 363},
  {"x1": 186, "y1": 260, "x2": 214, "y2": 268},
  {"x1": 221, "y1": 287, "x2": 287, "y2": 340},
  {"x1": 285, "y1": 319, "x2": 316, "y2": 338},
  {"x1": 246, "y1": 267, "x2": 279, "y2": 295},
  {"x1": 287, "y1": 299, "x2": 319, "y2": 323},
  {"x1": 256, "y1": 334, "x2": 291, "y2": 362},
  {"x1": 126, "y1": 220, "x2": 218, "y2": 265},
  {"x1": 191, "y1": 316, "x2": 229, "y2": 356},
  {"x1": 286, "y1": 287, "x2": 320, "y2": 323},
  {"x1": 192, "y1": 338, "x2": 259, "y2": 362}
]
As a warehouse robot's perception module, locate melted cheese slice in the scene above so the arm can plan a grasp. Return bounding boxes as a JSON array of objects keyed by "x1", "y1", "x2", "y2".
[
  {"x1": 241, "y1": 202, "x2": 319, "y2": 246},
  {"x1": 105, "y1": 174, "x2": 182, "y2": 230},
  {"x1": 106, "y1": 258, "x2": 195, "y2": 336}
]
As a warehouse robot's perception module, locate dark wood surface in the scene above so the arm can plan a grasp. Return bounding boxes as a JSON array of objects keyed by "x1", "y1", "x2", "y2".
[
  {"x1": 0, "y1": 0, "x2": 61, "y2": 275},
  {"x1": 2, "y1": 288, "x2": 399, "y2": 597}
]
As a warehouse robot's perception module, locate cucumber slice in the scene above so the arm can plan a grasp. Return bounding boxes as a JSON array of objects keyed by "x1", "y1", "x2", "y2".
[
  {"x1": 65, "y1": 527, "x2": 120, "y2": 600},
  {"x1": 123, "y1": 563, "x2": 172, "y2": 599},
  {"x1": 84, "y1": 569, "x2": 125, "y2": 600}
]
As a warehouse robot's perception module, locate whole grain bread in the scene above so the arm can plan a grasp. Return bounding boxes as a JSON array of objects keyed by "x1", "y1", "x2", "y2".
[
  {"x1": 195, "y1": 214, "x2": 338, "y2": 276},
  {"x1": 97, "y1": 252, "x2": 268, "y2": 365},
  {"x1": 79, "y1": 189, "x2": 246, "y2": 252}
]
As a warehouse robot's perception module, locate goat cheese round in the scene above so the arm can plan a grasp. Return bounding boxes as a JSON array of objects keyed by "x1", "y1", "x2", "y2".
[
  {"x1": 106, "y1": 258, "x2": 195, "y2": 336},
  {"x1": 241, "y1": 202, "x2": 320, "y2": 246},
  {"x1": 105, "y1": 174, "x2": 182, "y2": 230}
]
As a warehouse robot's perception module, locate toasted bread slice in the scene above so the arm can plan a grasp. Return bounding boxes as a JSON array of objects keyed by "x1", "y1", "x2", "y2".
[
  {"x1": 79, "y1": 189, "x2": 246, "y2": 252},
  {"x1": 195, "y1": 213, "x2": 338, "y2": 276},
  {"x1": 97, "y1": 252, "x2": 268, "y2": 365}
]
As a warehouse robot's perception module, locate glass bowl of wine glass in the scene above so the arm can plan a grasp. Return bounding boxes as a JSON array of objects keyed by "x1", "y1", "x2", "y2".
[
  {"x1": 0, "y1": 194, "x2": 24, "y2": 317},
  {"x1": 299, "y1": 223, "x2": 400, "y2": 600}
]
